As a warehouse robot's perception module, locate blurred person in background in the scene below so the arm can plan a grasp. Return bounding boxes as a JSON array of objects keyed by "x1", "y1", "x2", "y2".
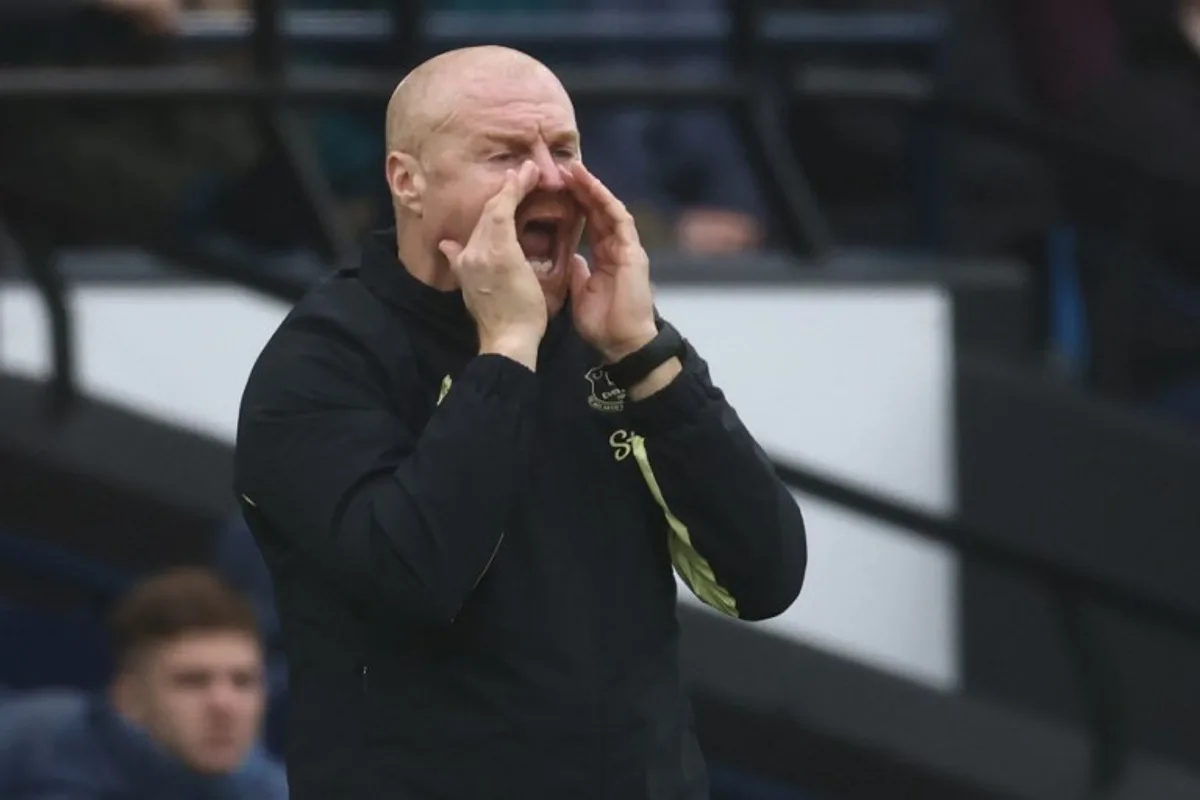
[
  {"x1": 0, "y1": 567, "x2": 287, "y2": 800},
  {"x1": 0, "y1": 0, "x2": 181, "y2": 42},
  {"x1": 441, "y1": 0, "x2": 769, "y2": 255},
  {"x1": 255, "y1": 0, "x2": 767, "y2": 257},
  {"x1": 559, "y1": 0, "x2": 769, "y2": 255},
  {"x1": 0, "y1": 0, "x2": 259, "y2": 251},
  {"x1": 1002, "y1": 0, "x2": 1200, "y2": 419}
]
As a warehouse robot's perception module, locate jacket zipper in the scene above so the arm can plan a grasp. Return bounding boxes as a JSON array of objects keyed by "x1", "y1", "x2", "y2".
[{"x1": 361, "y1": 664, "x2": 369, "y2": 696}]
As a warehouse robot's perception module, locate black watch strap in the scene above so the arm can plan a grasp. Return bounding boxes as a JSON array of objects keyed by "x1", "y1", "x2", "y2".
[{"x1": 606, "y1": 320, "x2": 685, "y2": 390}]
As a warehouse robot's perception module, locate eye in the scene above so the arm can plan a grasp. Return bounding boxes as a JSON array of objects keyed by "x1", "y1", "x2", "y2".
[
  {"x1": 553, "y1": 148, "x2": 577, "y2": 160},
  {"x1": 488, "y1": 151, "x2": 518, "y2": 163}
]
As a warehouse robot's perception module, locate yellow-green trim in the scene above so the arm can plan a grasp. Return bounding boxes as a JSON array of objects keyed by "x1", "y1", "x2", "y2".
[
  {"x1": 437, "y1": 375, "x2": 452, "y2": 406},
  {"x1": 631, "y1": 434, "x2": 739, "y2": 618}
]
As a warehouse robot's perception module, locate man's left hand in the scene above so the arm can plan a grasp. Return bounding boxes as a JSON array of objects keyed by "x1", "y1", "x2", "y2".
[{"x1": 561, "y1": 162, "x2": 658, "y2": 363}]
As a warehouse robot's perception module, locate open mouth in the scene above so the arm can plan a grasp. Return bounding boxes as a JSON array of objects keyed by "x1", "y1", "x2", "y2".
[{"x1": 518, "y1": 217, "x2": 561, "y2": 278}]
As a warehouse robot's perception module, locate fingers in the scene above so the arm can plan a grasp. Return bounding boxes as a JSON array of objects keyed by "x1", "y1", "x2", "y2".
[
  {"x1": 559, "y1": 162, "x2": 638, "y2": 242},
  {"x1": 484, "y1": 160, "x2": 540, "y2": 220},
  {"x1": 463, "y1": 161, "x2": 540, "y2": 256},
  {"x1": 438, "y1": 239, "x2": 465, "y2": 264},
  {"x1": 568, "y1": 253, "x2": 591, "y2": 300}
]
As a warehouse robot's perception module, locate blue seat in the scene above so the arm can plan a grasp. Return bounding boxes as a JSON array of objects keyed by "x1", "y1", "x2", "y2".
[
  {"x1": 708, "y1": 762, "x2": 819, "y2": 799},
  {"x1": 0, "y1": 604, "x2": 111, "y2": 692}
]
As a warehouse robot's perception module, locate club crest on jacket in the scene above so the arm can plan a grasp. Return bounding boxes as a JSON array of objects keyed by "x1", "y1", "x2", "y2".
[{"x1": 585, "y1": 367, "x2": 625, "y2": 413}]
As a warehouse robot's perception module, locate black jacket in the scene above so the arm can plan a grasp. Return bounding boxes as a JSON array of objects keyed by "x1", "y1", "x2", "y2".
[{"x1": 234, "y1": 232, "x2": 807, "y2": 800}]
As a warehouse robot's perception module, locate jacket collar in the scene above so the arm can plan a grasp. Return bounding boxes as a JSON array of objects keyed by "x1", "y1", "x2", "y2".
[
  {"x1": 359, "y1": 230, "x2": 471, "y2": 336},
  {"x1": 89, "y1": 695, "x2": 252, "y2": 799}
]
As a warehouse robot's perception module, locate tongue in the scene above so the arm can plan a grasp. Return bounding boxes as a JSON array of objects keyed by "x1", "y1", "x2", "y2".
[{"x1": 518, "y1": 230, "x2": 555, "y2": 260}]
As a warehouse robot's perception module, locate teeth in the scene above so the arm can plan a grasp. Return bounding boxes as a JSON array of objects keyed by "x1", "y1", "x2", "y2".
[{"x1": 528, "y1": 258, "x2": 554, "y2": 276}]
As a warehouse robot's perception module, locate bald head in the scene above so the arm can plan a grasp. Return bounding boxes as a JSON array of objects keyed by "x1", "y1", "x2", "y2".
[{"x1": 386, "y1": 46, "x2": 568, "y2": 157}]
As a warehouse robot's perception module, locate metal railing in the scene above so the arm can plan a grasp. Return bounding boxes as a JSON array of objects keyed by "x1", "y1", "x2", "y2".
[{"x1": 173, "y1": 7, "x2": 945, "y2": 53}]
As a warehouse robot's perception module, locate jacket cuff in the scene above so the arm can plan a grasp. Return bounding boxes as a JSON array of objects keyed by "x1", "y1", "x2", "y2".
[
  {"x1": 463, "y1": 354, "x2": 538, "y2": 397},
  {"x1": 626, "y1": 366, "x2": 710, "y2": 436}
]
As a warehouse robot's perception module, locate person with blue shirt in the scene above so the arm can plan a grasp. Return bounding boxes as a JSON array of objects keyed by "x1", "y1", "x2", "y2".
[{"x1": 0, "y1": 568, "x2": 287, "y2": 800}]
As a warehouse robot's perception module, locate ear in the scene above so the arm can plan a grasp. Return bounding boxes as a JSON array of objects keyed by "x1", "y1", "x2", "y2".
[{"x1": 386, "y1": 150, "x2": 426, "y2": 217}]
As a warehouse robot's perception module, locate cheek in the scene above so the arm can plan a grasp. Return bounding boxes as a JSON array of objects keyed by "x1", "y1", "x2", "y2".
[
  {"x1": 234, "y1": 686, "x2": 265, "y2": 720},
  {"x1": 137, "y1": 687, "x2": 197, "y2": 745},
  {"x1": 163, "y1": 688, "x2": 205, "y2": 725},
  {"x1": 427, "y1": 167, "x2": 507, "y2": 239}
]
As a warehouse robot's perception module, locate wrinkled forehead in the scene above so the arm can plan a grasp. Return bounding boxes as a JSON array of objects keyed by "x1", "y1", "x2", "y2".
[{"x1": 446, "y1": 72, "x2": 578, "y2": 145}]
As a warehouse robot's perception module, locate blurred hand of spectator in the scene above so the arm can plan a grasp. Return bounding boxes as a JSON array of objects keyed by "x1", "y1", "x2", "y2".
[
  {"x1": 1181, "y1": 0, "x2": 1200, "y2": 53},
  {"x1": 676, "y1": 208, "x2": 764, "y2": 256},
  {"x1": 95, "y1": 0, "x2": 181, "y2": 34}
]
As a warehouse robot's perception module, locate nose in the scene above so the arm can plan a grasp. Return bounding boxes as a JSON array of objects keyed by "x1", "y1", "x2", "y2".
[
  {"x1": 530, "y1": 143, "x2": 566, "y2": 191},
  {"x1": 206, "y1": 679, "x2": 245, "y2": 716}
]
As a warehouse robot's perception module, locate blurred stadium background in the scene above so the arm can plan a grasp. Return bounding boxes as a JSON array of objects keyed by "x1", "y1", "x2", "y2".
[{"x1": 3, "y1": 0, "x2": 1200, "y2": 797}]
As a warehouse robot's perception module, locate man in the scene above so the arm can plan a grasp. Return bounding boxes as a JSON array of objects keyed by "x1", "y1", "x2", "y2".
[
  {"x1": 235, "y1": 45, "x2": 807, "y2": 800},
  {"x1": 0, "y1": 567, "x2": 287, "y2": 799}
]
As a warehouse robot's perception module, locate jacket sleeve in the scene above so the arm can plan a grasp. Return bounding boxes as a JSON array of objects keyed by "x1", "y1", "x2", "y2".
[
  {"x1": 623, "y1": 331, "x2": 806, "y2": 621},
  {"x1": 234, "y1": 317, "x2": 538, "y2": 626}
]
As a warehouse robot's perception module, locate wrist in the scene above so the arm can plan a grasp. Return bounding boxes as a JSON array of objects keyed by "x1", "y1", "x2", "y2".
[
  {"x1": 480, "y1": 331, "x2": 541, "y2": 372},
  {"x1": 601, "y1": 324, "x2": 658, "y2": 364}
]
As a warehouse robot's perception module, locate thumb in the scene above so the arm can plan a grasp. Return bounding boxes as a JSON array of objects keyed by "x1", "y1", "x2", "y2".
[
  {"x1": 438, "y1": 240, "x2": 464, "y2": 266},
  {"x1": 569, "y1": 254, "x2": 591, "y2": 300}
]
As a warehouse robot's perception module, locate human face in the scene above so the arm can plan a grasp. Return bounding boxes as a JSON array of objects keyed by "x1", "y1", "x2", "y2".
[
  {"x1": 419, "y1": 72, "x2": 585, "y2": 315},
  {"x1": 113, "y1": 631, "x2": 265, "y2": 775}
]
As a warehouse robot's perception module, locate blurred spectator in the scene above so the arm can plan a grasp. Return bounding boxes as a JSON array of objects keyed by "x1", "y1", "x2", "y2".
[
  {"x1": 0, "y1": 568, "x2": 287, "y2": 799},
  {"x1": 276, "y1": 0, "x2": 767, "y2": 255},
  {"x1": 0, "y1": 0, "x2": 259, "y2": 252},
  {"x1": 1003, "y1": 0, "x2": 1200, "y2": 414},
  {"x1": 0, "y1": 0, "x2": 181, "y2": 43},
  {"x1": 570, "y1": 0, "x2": 767, "y2": 254},
  {"x1": 519, "y1": 0, "x2": 771, "y2": 253}
]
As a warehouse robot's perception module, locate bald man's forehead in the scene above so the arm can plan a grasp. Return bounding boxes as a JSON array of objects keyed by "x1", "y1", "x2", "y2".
[
  {"x1": 435, "y1": 73, "x2": 576, "y2": 140},
  {"x1": 387, "y1": 49, "x2": 575, "y2": 156}
]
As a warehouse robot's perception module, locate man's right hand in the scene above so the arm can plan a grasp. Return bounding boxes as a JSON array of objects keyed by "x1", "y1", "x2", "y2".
[{"x1": 439, "y1": 161, "x2": 546, "y2": 371}]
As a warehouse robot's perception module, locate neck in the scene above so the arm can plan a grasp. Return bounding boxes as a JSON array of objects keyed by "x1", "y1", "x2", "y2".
[{"x1": 395, "y1": 223, "x2": 458, "y2": 291}]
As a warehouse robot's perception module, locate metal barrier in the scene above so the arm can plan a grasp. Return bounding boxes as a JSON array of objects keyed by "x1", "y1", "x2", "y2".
[
  {"x1": 769, "y1": 456, "x2": 1200, "y2": 796},
  {"x1": 175, "y1": 8, "x2": 945, "y2": 52}
]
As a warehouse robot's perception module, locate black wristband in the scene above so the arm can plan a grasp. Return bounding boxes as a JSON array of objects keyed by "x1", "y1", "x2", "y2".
[{"x1": 606, "y1": 320, "x2": 686, "y2": 390}]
